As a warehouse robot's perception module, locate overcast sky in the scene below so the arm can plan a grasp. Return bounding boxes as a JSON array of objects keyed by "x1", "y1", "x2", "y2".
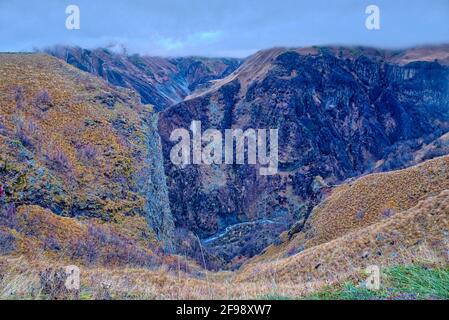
[{"x1": 0, "y1": 0, "x2": 448, "y2": 57}]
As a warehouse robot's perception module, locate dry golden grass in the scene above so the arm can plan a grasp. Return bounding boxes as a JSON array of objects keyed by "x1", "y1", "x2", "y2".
[
  {"x1": 1, "y1": 185, "x2": 447, "y2": 299},
  {"x1": 236, "y1": 187, "x2": 449, "y2": 291},
  {"x1": 307, "y1": 155, "x2": 449, "y2": 247},
  {"x1": 229, "y1": 156, "x2": 449, "y2": 297},
  {"x1": 0, "y1": 255, "x2": 330, "y2": 299},
  {"x1": 259, "y1": 155, "x2": 449, "y2": 261},
  {"x1": 2, "y1": 205, "x2": 159, "y2": 266}
]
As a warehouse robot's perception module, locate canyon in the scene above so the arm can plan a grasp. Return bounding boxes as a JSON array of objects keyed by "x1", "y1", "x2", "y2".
[{"x1": 2, "y1": 44, "x2": 449, "y2": 271}]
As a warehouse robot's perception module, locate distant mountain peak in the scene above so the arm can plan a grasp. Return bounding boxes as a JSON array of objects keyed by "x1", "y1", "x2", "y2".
[{"x1": 45, "y1": 46, "x2": 242, "y2": 111}]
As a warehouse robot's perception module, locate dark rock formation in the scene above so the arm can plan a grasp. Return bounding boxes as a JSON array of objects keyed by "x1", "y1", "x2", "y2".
[{"x1": 158, "y1": 46, "x2": 449, "y2": 263}]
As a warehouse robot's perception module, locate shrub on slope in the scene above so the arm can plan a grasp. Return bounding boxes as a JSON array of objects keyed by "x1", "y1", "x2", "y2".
[{"x1": 0, "y1": 204, "x2": 163, "y2": 268}]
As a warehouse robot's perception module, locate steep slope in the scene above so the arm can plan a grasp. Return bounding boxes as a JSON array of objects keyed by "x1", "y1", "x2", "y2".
[
  {"x1": 0, "y1": 53, "x2": 173, "y2": 244},
  {"x1": 46, "y1": 46, "x2": 242, "y2": 111},
  {"x1": 0, "y1": 205, "x2": 164, "y2": 268},
  {"x1": 252, "y1": 154, "x2": 449, "y2": 263},
  {"x1": 3, "y1": 159, "x2": 448, "y2": 298},
  {"x1": 303, "y1": 155, "x2": 449, "y2": 247},
  {"x1": 158, "y1": 45, "x2": 449, "y2": 264},
  {"x1": 238, "y1": 156, "x2": 449, "y2": 287}
]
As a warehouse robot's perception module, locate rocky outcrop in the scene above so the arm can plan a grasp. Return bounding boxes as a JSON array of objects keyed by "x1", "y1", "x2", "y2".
[
  {"x1": 158, "y1": 46, "x2": 449, "y2": 263},
  {"x1": 140, "y1": 113, "x2": 175, "y2": 246},
  {"x1": 46, "y1": 46, "x2": 242, "y2": 111}
]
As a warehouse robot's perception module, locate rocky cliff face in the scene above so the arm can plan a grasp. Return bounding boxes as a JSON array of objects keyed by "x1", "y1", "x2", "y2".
[
  {"x1": 46, "y1": 46, "x2": 242, "y2": 111},
  {"x1": 0, "y1": 53, "x2": 173, "y2": 245},
  {"x1": 158, "y1": 46, "x2": 449, "y2": 264}
]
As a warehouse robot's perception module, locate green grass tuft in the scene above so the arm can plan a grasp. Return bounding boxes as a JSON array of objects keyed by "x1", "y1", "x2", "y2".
[
  {"x1": 257, "y1": 293, "x2": 294, "y2": 300},
  {"x1": 384, "y1": 265, "x2": 449, "y2": 299},
  {"x1": 305, "y1": 283, "x2": 388, "y2": 300},
  {"x1": 304, "y1": 265, "x2": 449, "y2": 300}
]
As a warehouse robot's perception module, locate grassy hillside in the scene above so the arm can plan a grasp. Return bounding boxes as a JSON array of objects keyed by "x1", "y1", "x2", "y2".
[
  {"x1": 0, "y1": 205, "x2": 162, "y2": 267},
  {"x1": 0, "y1": 53, "x2": 157, "y2": 220},
  {"x1": 305, "y1": 155, "x2": 449, "y2": 248},
  {"x1": 2, "y1": 187, "x2": 448, "y2": 299},
  {"x1": 0, "y1": 53, "x2": 177, "y2": 244},
  {"x1": 254, "y1": 155, "x2": 449, "y2": 264},
  {"x1": 236, "y1": 156, "x2": 449, "y2": 293},
  {"x1": 2, "y1": 156, "x2": 448, "y2": 299},
  {"x1": 0, "y1": 54, "x2": 180, "y2": 269}
]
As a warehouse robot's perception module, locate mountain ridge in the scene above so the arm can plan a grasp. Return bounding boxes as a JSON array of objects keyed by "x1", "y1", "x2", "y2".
[{"x1": 45, "y1": 46, "x2": 242, "y2": 111}]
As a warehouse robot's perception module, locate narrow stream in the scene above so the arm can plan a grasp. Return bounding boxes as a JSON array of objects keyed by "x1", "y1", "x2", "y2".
[{"x1": 202, "y1": 219, "x2": 285, "y2": 245}]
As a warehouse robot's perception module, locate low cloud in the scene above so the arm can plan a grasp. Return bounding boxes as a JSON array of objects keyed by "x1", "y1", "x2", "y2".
[{"x1": 155, "y1": 31, "x2": 224, "y2": 52}]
